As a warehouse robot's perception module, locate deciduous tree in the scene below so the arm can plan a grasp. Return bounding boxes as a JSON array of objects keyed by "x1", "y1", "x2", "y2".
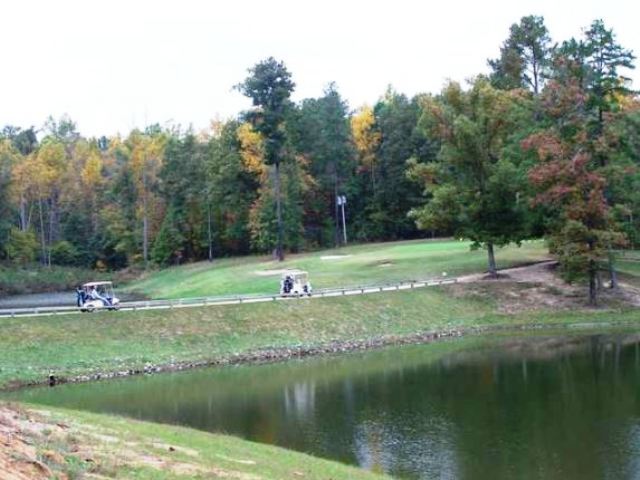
[{"x1": 410, "y1": 79, "x2": 532, "y2": 276}]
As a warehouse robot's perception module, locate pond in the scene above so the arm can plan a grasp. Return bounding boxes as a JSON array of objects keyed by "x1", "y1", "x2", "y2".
[{"x1": 7, "y1": 330, "x2": 640, "y2": 479}]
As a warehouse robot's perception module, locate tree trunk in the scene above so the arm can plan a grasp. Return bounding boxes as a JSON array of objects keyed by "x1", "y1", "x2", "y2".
[
  {"x1": 142, "y1": 192, "x2": 149, "y2": 268},
  {"x1": 487, "y1": 242, "x2": 497, "y2": 278},
  {"x1": 607, "y1": 246, "x2": 618, "y2": 289},
  {"x1": 532, "y1": 59, "x2": 539, "y2": 95},
  {"x1": 371, "y1": 161, "x2": 376, "y2": 196},
  {"x1": 49, "y1": 190, "x2": 60, "y2": 244},
  {"x1": 37, "y1": 197, "x2": 48, "y2": 266},
  {"x1": 274, "y1": 161, "x2": 284, "y2": 262},
  {"x1": 334, "y1": 168, "x2": 340, "y2": 247},
  {"x1": 589, "y1": 258, "x2": 598, "y2": 307},
  {"x1": 207, "y1": 202, "x2": 213, "y2": 262},
  {"x1": 19, "y1": 196, "x2": 28, "y2": 231}
]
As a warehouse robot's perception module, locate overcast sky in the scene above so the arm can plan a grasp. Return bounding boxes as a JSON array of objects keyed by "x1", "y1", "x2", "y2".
[{"x1": 2, "y1": 0, "x2": 638, "y2": 137}]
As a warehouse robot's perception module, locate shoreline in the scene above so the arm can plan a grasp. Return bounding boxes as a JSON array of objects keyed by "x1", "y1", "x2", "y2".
[{"x1": 4, "y1": 317, "x2": 636, "y2": 393}]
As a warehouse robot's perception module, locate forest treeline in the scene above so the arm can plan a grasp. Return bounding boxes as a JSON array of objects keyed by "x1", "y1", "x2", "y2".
[{"x1": 0, "y1": 16, "x2": 638, "y2": 304}]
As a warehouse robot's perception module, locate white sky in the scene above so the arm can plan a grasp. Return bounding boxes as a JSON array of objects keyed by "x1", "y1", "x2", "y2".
[{"x1": 2, "y1": 0, "x2": 638, "y2": 137}]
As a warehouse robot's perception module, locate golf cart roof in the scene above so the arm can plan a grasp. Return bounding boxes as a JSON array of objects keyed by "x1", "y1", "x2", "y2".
[{"x1": 82, "y1": 281, "x2": 113, "y2": 288}]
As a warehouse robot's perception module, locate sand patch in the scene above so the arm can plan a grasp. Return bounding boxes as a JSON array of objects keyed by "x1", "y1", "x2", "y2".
[
  {"x1": 320, "y1": 255, "x2": 352, "y2": 261},
  {"x1": 254, "y1": 269, "x2": 287, "y2": 276}
]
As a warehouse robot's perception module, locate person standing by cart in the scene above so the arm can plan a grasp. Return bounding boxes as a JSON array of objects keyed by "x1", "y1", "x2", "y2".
[{"x1": 76, "y1": 285, "x2": 86, "y2": 307}]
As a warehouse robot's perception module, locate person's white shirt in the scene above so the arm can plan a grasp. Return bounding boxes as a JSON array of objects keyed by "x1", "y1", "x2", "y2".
[{"x1": 90, "y1": 288, "x2": 99, "y2": 300}]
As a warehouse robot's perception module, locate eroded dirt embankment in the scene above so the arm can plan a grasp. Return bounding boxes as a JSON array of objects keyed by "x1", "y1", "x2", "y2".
[{"x1": 0, "y1": 406, "x2": 60, "y2": 480}]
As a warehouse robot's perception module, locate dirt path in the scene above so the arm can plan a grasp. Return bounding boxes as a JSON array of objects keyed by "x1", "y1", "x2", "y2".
[
  {"x1": 454, "y1": 260, "x2": 640, "y2": 313},
  {"x1": 457, "y1": 260, "x2": 559, "y2": 284}
]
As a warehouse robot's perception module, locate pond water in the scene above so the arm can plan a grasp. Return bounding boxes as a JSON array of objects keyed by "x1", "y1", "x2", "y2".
[{"x1": 7, "y1": 330, "x2": 640, "y2": 479}]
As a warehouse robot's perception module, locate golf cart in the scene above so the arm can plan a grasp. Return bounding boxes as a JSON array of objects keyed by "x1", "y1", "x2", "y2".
[
  {"x1": 79, "y1": 281, "x2": 120, "y2": 312},
  {"x1": 280, "y1": 271, "x2": 312, "y2": 297}
]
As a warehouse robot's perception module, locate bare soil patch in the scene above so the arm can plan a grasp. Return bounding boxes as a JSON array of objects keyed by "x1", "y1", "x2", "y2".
[
  {"x1": 455, "y1": 261, "x2": 640, "y2": 313},
  {"x1": 0, "y1": 404, "x2": 261, "y2": 479}
]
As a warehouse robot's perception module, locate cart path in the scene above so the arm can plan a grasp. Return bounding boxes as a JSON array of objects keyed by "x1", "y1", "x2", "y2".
[
  {"x1": 0, "y1": 276, "x2": 460, "y2": 318},
  {"x1": 7, "y1": 260, "x2": 628, "y2": 318}
]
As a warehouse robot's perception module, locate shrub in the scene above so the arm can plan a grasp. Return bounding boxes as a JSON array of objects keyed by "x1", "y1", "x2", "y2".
[
  {"x1": 50, "y1": 241, "x2": 79, "y2": 266},
  {"x1": 5, "y1": 228, "x2": 38, "y2": 264}
]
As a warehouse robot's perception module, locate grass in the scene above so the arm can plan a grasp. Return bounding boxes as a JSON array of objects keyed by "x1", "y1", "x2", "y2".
[
  {"x1": 0, "y1": 283, "x2": 638, "y2": 390},
  {"x1": 126, "y1": 239, "x2": 550, "y2": 299},
  {"x1": 0, "y1": 263, "x2": 100, "y2": 296},
  {"x1": 3, "y1": 403, "x2": 388, "y2": 479}
]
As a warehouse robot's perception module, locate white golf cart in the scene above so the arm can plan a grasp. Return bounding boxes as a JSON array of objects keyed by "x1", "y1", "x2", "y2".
[
  {"x1": 280, "y1": 271, "x2": 312, "y2": 297},
  {"x1": 79, "y1": 281, "x2": 120, "y2": 312}
]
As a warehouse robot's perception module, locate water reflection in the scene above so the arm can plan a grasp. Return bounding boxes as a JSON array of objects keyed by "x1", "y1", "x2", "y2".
[{"x1": 6, "y1": 331, "x2": 640, "y2": 480}]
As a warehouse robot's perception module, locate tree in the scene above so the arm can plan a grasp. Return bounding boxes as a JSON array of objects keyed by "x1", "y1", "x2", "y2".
[
  {"x1": 128, "y1": 129, "x2": 166, "y2": 267},
  {"x1": 582, "y1": 19, "x2": 636, "y2": 164},
  {"x1": 354, "y1": 88, "x2": 432, "y2": 241},
  {"x1": 351, "y1": 105, "x2": 381, "y2": 194},
  {"x1": 489, "y1": 15, "x2": 553, "y2": 94},
  {"x1": 206, "y1": 120, "x2": 258, "y2": 257},
  {"x1": 236, "y1": 57, "x2": 295, "y2": 261},
  {"x1": 550, "y1": 20, "x2": 636, "y2": 288},
  {"x1": 0, "y1": 140, "x2": 19, "y2": 258},
  {"x1": 153, "y1": 132, "x2": 209, "y2": 265},
  {"x1": 290, "y1": 83, "x2": 355, "y2": 246},
  {"x1": 524, "y1": 131, "x2": 623, "y2": 305},
  {"x1": 409, "y1": 78, "x2": 532, "y2": 276}
]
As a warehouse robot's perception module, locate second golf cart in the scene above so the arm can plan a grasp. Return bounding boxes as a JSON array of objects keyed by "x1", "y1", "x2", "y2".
[{"x1": 280, "y1": 271, "x2": 312, "y2": 297}]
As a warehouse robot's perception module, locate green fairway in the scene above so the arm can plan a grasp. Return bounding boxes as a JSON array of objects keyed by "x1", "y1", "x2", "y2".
[{"x1": 126, "y1": 239, "x2": 549, "y2": 299}]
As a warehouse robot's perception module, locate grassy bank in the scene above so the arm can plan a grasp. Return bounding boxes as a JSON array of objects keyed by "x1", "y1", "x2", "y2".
[
  {"x1": 1, "y1": 403, "x2": 385, "y2": 479},
  {"x1": 0, "y1": 264, "x2": 99, "y2": 296},
  {"x1": 126, "y1": 239, "x2": 549, "y2": 298},
  {"x1": 1, "y1": 283, "x2": 638, "y2": 390}
]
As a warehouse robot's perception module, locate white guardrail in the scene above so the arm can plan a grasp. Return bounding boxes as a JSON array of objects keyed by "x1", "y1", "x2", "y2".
[{"x1": 0, "y1": 277, "x2": 458, "y2": 319}]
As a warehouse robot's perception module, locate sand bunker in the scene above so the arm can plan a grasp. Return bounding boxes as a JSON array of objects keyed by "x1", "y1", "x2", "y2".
[
  {"x1": 320, "y1": 255, "x2": 352, "y2": 260},
  {"x1": 254, "y1": 269, "x2": 288, "y2": 276}
]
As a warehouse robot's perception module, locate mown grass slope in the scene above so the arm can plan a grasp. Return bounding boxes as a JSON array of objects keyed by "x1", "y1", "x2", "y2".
[
  {"x1": 126, "y1": 239, "x2": 549, "y2": 299},
  {"x1": 1, "y1": 283, "x2": 638, "y2": 390}
]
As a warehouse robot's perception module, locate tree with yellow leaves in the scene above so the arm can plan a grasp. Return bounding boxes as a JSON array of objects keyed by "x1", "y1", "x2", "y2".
[
  {"x1": 128, "y1": 129, "x2": 166, "y2": 267},
  {"x1": 351, "y1": 105, "x2": 381, "y2": 193}
]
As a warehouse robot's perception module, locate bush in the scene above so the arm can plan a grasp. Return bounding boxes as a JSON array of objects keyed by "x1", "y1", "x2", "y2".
[
  {"x1": 5, "y1": 228, "x2": 38, "y2": 264},
  {"x1": 0, "y1": 264, "x2": 98, "y2": 296},
  {"x1": 50, "y1": 241, "x2": 79, "y2": 266}
]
